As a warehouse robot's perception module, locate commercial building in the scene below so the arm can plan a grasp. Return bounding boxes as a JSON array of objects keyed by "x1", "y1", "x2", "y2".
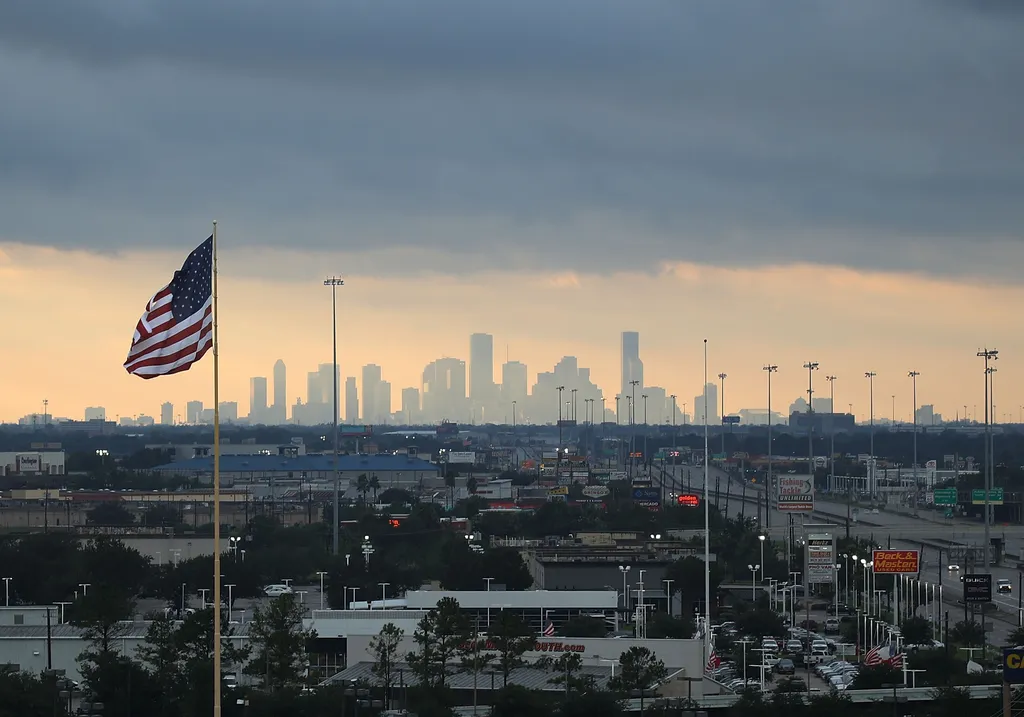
[{"x1": 0, "y1": 450, "x2": 65, "y2": 476}]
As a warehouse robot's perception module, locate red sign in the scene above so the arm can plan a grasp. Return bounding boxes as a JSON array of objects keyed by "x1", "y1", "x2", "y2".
[
  {"x1": 872, "y1": 550, "x2": 920, "y2": 575},
  {"x1": 677, "y1": 493, "x2": 700, "y2": 507},
  {"x1": 461, "y1": 640, "x2": 586, "y2": 654}
]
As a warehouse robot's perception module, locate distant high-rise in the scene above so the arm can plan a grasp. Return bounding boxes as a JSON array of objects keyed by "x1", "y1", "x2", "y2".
[
  {"x1": 362, "y1": 364, "x2": 383, "y2": 423},
  {"x1": 186, "y1": 400, "x2": 203, "y2": 424},
  {"x1": 84, "y1": 406, "x2": 106, "y2": 421},
  {"x1": 345, "y1": 377, "x2": 359, "y2": 424},
  {"x1": 219, "y1": 402, "x2": 239, "y2": 423},
  {"x1": 272, "y1": 359, "x2": 287, "y2": 423},
  {"x1": 470, "y1": 333, "x2": 496, "y2": 422},
  {"x1": 501, "y1": 360, "x2": 528, "y2": 423},
  {"x1": 250, "y1": 377, "x2": 268, "y2": 423},
  {"x1": 378, "y1": 380, "x2": 392, "y2": 424},
  {"x1": 307, "y1": 371, "x2": 322, "y2": 405},
  {"x1": 319, "y1": 363, "x2": 339, "y2": 422},
  {"x1": 160, "y1": 402, "x2": 174, "y2": 425},
  {"x1": 621, "y1": 331, "x2": 643, "y2": 403},
  {"x1": 694, "y1": 383, "x2": 719, "y2": 425},
  {"x1": 401, "y1": 387, "x2": 421, "y2": 424},
  {"x1": 422, "y1": 358, "x2": 468, "y2": 424}
]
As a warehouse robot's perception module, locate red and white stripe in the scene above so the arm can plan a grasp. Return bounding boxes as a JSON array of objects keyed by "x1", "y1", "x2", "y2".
[
  {"x1": 863, "y1": 644, "x2": 883, "y2": 666},
  {"x1": 705, "y1": 650, "x2": 721, "y2": 673},
  {"x1": 543, "y1": 622, "x2": 555, "y2": 637},
  {"x1": 124, "y1": 285, "x2": 212, "y2": 378}
]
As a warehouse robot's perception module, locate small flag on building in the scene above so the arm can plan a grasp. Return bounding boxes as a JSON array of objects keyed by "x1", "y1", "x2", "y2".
[
  {"x1": 124, "y1": 236, "x2": 214, "y2": 378},
  {"x1": 543, "y1": 622, "x2": 555, "y2": 637}
]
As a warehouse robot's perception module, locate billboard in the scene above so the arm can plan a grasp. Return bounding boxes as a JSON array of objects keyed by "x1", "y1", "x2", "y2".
[
  {"x1": 582, "y1": 486, "x2": 610, "y2": 498},
  {"x1": 872, "y1": 550, "x2": 920, "y2": 575},
  {"x1": 16, "y1": 454, "x2": 41, "y2": 473},
  {"x1": 962, "y1": 574, "x2": 992, "y2": 603},
  {"x1": 777, "y1": 475, "x2": 813, "y2": 512},
  {"x1": 1004, "y1": 648, "x2": 1024, "y2": 684},
  {"x1": 548, "y1": 486, "x2": 569, "y2": 496},
  {"x1": 446, "y1": 451, "x2": 477, "y2": 464},
  {"x1": 632, "y1": 487, "x2": 660, "y2": 502},
  {"x1": 806, "y1": 533, "x2": 835, "y2": 585},
  {"x1": 676, "y1": 493, "x2": 700, "y2": 507}
]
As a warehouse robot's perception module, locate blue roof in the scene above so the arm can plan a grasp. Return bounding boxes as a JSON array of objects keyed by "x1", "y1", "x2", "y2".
[{"x1": 154, "y1": 454, "x2": 439, "y2": 473}]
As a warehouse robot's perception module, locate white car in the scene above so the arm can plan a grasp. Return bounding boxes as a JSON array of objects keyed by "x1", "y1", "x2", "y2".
[
  {"x1": 263, "y1": 584, "x2": 294, "y2": 597},
  {"x1": 947, "y1": 564, "x2": 960, "y2": 571}
]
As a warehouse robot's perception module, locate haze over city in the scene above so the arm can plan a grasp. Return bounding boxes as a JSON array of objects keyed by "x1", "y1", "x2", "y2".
[{"x1": 1, "y1": 0, "x2": 1022, "y2": 423}]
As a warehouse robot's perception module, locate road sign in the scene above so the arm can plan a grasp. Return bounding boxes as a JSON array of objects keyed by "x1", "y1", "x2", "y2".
[
  {"x1": 806, "y1": 533, "x2": 835, "y2": 585},
  {"x1": 1004, "y1": 648, "x2": 1024, "y2": 683},
  {"x1": 777, "y1": 475, "x2": 814, "y2": 512},
  {"x1": 971, "y1": 488, "x2": 1004, "y2": 505},
  {"x1": 872, "y1": 550, "x2": 920, "y2": 575},
  {"x1": 722, "y1": 416, "x2": 741, "y2": 425},
  {"x1": 963, "y1": 574, "x2": 992, "y2": 603},
  {"x1": 932, "y1": 487, "x2": 958, "y2": 506}
]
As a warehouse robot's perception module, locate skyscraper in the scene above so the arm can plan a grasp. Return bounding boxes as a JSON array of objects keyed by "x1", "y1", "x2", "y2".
[
  {"x1": 469, "y1": 333, "x2": 495, "y2": 422},
  {"x1": 249, "y1": 377, "x2": 268, "y2": 423},
  {"x1": 160, "y1": 402, "x2": 174, "y2": 425},
  {"x1": 501, "y1": 360, "x2": 528, "y2": 422},
  {"x1": 621, "y1": 331, "x2": 643, "y2": 402},
  {"x1": 694, "y1": 383, "x2": 719, "y2": 425},
  {"x1": 422, "y1": 358, "x2": 467, "y2": 424},
  {"x1": 186, "y1": 400, "x2": 203, "y2": 424},
  {"x1": 273, "y1": 359, "x2": 287, "y2": 423},
  {"x1": 401, "y1": 387, "x2": 421, "y2": 424},
  {"x1": 362, "y1": 364, "x2": 385, "y2": 423},
  {"x1": 345, "y1": 377, "x2": 359, "y2": 424}
]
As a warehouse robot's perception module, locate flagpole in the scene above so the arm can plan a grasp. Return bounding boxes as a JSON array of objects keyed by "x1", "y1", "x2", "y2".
[
  {"x1": 703, "y1": 338, "x2": 710, "y2": 665},
  {"x1": 212, "y1": 220, "x2": 223, "y2": 717}
]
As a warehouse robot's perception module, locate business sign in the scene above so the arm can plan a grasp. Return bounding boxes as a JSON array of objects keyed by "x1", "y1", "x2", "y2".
[
  {"x1": 932, "y1": 487, "x2": 958, "y2": 506},
  {"x1": 806, "y1": 533, "x2": 835, "y2": 585},
  {"x1": 722, "y1": 416, "x2": 741, "y2": 425},
  {"x1": 582, "y1": 486, "x2": 610, "y2": 498},
  {"x1": 446, "y1": 451, "x2": 477, "y2": 464},
  {"x1": 632, "y1": 487, "x2": 660, "y2": 502},
  {"x1": 1004, "y1": 649, "x2": 1024, "y2": 683},
  {"x1": 340, "y1": 425, "x2": 373, "y2": 437},
  {"x1": 872, "y1": 550, "x2": 920, "y2": 575},
  {"x1": 777, "y1": 475, "x2": 814, "y2": 512},
  {"x1": 489, "y1": 448, "x2": 512, "y2": 459},
  {"x1": 963, "y1": 574, "x2": 992, "y2": 604},
  {"x1": 548, "y1": 486, "x2": 569, "y2": 496},
  {"x1": 635, "y1": 500, "x2": 661, "y2": 512},
  {"x1": 676, "y1": 493, "x2": 700, "y2": 507},
  {"x1": 16, "y1": 454, "x2": 41, "y2": 473},
  {"x1": 972, "y1": 488, "x2": 1004, "y2": 505}
]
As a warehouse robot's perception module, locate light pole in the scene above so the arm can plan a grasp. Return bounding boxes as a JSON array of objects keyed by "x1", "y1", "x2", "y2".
[
  {"x1": 317, "y1": 571, "x2": 328, "y2": 610},
  {"x1": 826, "y1": 374, "x2": 836, "y2": 485},
  {"x1": 2, "y1": 577, "x2": 10, "y2": 607},
  {"x1": 748, "y1": 564, "x2": 760, "y2": 601},
  {"x1": 324, "y1": 276, "x2": 344, "y2": 556},
  {"x1": 615, "y1": 395, "x2": 622, "y2": 424},
  {"x1": 763, "y1": 364, "x2": 778, "y2": 528},
  {"x1": 361, "y1": 535, "x2": 375, "y2": 570},
  {"x1": 702, "y1": 339, "x2": 711, "y2": 666},
  {"x1": 571, "y1": 388, "x2": 578, "y2": 423},
  {"x1": 663, "y1": 578, "x2": 674, "y2": 617},
  {"x1": 718, "y1": 372, "x2": 727, "y2": 456},
  {"x1": 978, "y1": 348, "x2": 998, "y2": 567},
  {"x1": 758, "y1": 535, "x2": 766, "y2": 574},
  {"x1": 79, "y1": 583, "x2": 90, "y2": 597},
  {"x1": 225, "y1": 584, "x2": 235, "y2": 623},
  {"x1": 618, "y1": 565, "x2": 631, "y2": 613},
  {"x1": 865, "y1": 372, "x2": 876, "y2": 499},
  {"x1": 630, "y1": 380, "x2": 639, "y2": 425},
  {"x1": 379, "y1": 582, "x2": 390, "y2": 608},
  {"x1": 804, "y1": 361, "x2": 819, "y2": 487},
  {"x1": 909, "y1": 371, "x2": 920, "y2": 499}
]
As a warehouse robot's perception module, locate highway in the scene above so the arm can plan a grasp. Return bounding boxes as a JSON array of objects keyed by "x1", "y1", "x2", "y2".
[{"x1": 654, "y1": 464, "x2": 1024, "y2": 648}]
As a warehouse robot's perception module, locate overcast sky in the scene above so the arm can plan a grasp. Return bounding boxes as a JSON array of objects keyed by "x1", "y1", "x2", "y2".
[
  {"x1": 2, "y1": 0, "x2": 1022, "y2": 278},
  {"x1": 1, "y1": 1, "x2": 1022, "y2": 421}
]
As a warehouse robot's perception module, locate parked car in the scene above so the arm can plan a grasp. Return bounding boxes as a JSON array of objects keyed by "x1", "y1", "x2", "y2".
[
  {"x1": 263, "y1": 584, "x2": 294, "y2": 597},
  {"x1": 824, "y1": 618, "x2": 840, "y2": 633},
  {"x1": 775, "y1": 658, "x2": 796, "y2": 675}
]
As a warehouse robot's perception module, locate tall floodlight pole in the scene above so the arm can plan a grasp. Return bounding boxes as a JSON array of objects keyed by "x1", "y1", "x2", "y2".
[
  {"x1": 827, "y1": 375, "x2": 842, "y2": 534},
  {"x1": 703, "y1": 339, "x2": 711, "y2": 666},
  {"x1": 909, "y1": 371, "x2": 920, "y2": 502},
  {"x1": 804, "y1": 362, "x2": 819, "y2": 485},
  {"x1": 324, "y1": 277, "x2": 344, "y2": 556},
  {"x1": 977, "y1": 348, "x2": 998, "y2": 568},
  {"x1": 630, "y1": 380, "x2": 640, "y2": 480},
  {"x1": 865, "y1": 372, "x2": 876, "y2": 499},
  {"x1": 718, "y1": 373, "x2": 728, "y2": 456},
  {"x1": 763, "y1": 365, "x2": 778, "y2": 529}
]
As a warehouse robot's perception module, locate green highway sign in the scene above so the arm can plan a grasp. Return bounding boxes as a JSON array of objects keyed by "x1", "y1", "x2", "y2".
[
  {"x1": 932, "y1": 488, "x2": 958, "y2": 506},
  {"x1": 971, "y1": 488, "x2": 1004, "y2": 505}
]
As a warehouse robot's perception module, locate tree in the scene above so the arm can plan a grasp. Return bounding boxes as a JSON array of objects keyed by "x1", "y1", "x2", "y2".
[
  {"x1": 900, "y1": 616, "x2": 932, "y2": 645},
  {"x1": 850, "y1": 663, "x2": 902, "y2": 689},
  {"x1": 646, "y1": 612, "x2": 694, "y2": 639},
  {"x1": 369, "y1": 475, "x2": 380, "y2": 502},
  {"x1": 86, "y1": 502, "x2": 136, "y2": 526},
  {"x1": 665, "y1": 556, "x2": 722, "y2": 616},
  {"x1": 1006, "y1": 626, "x2": 1024, "y2": 646},
  {"x1": 488, "y1": 611, "x2": 537, "y2": 687},
  {"x1": 560, "y1": 616, "x2": 608, "y2": 638},
  {"x1": 406, "y1": 597, "x2": 470, "y2": 692},
  {"x1": 69, "y1": 586, "x2": 135, "y2": 655},
  {"x1": 459, "y1": 631, "x2": 496, "y2": 713},
  {"x1": 245, "y1": 594, "x2": 315, "y2": 690},
  {"x1": 539, "y1": 652, "x2": 592, "y2": 697},
  {"x1": 0, "y1": 666, "x2": 54, "y2": 717},
  {"x1": 735, "y1": 609, "x2": 784, "y2": 639},
  {"x1": 371, "y1": 622, "x2": 405, "y2": 709},
  {"x1": 950, "y1": 620, "x2": 985, "y2": 647},
  {"x1": 558, "y1": 690, "x2": 626, "y2": 717},
  {"x1": 609, "y1": 646, "x2": 667, "y2": 715},
  {"x1": 135, "y1": 613, "x2": 179, "y2": 715},
  {"x1": 357, "y1": 474, "x2": 370, "y2": 504},
  {"x1": 142, "y1": 503, "x2": 182, "y2": 527}
]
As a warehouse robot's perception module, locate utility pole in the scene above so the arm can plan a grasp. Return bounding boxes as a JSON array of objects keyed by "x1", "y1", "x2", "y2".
[
  {"x1": 977, "y1": 349, "x2": 998, "y2": 568},
  {"x1": 865, "y1": 372, "x2": 876, "y2": 500},
  {"x1": 324, "y1": 277, "x2": 344, "y2": 556},
  {"x1": 763, "y1": 365, "x2": 778, "y2": 529},
  {"x1": 804, "y1": 362, "x2": 819, "y2": 488},
  {"x1": 909, "y1": 371, "x2": 920, "y2": 507}
]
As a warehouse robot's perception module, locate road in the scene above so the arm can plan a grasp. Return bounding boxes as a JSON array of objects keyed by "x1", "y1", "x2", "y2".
[{"x1": 656, "y1": 464, "x2": 1024, "y2": 648}]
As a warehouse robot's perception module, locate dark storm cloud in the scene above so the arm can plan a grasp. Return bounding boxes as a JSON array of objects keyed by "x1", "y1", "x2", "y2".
[{"x1": 0, "y1": 0, "x2": 1022, "y2": 279}]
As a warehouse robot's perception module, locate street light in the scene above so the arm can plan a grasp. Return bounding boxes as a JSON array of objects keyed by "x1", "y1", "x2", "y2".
[
  {"x1": 978, "y1": 348, "x2": 998, "y2": 568},
  {"x1": 758, "y1": 535, "x2": 766, "y2": 573},
  {"x1": 803, "y1": 362, "x2": 819, "y2": 482},
  {"x1": 324, "y1": 276, "x2": 344, "y2": 556},
  {"x1": 865, "y1": 372, "x2": 877, "y2": 499},
  {"x1": 763, "y1": 364, "x2": 778, "y2": 528},
  {"x1": 908, "y1": 371, "x2": 920, "y2": 496},
  {"x1": 316, "y1": 571, "x2": 328, "y2": 610},
  {"x1": 618, "y1": 565, "x2": 631, "y2": 612},
  {"x1": 2, "y1": 577, "x2": 10, "y2": 607},
  {"x1": 379, "y1": 582, "x2": 390, "y2": 608},
  {"x1": 748, "y1": 564, "x2": 760, "y2": 601},
  {"x1": 361, "y1": 535, "x2": 375, "y2": 569}
]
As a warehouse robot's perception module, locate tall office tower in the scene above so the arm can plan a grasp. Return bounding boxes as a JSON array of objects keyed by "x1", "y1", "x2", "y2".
[
  {"x1": 401, "y1": 387, "x2": 421, "y2": 424},
  {"x1": 621, "y1": 331, "x2": 644, "y2": 403},
  {"x1": 219, "y1": 402, "x2": 239, "y2": 423},
  {"x1": 421, "y1": 358, "x2": 468, "y2": 424},
  {"x1": 249, "y1": 376, "x2": 268, "y2": 423},
  {"x1": 501, "y1": 360, "x2": 528, "y2": 423},
  {"x1": 378, "y1": 381, "x2": 392, "y2": 424},
  {"x1": 318, "y1": 363, "x2": 339, "y2": 422},
  {"x1": 362, "y1": 364, "x2": 383, "y2": 423},
  {"x1": 160, "y1": 402, "x2": 174, "y2": 425},
  {"x1": 469, "y1": 333, "x2": 496, "y2": 422},
  {"x1": 272, "y1": 359, "x2": 287, "y2": 423},
  {"x1": 186, "y1": 400, "x2": 203, "y2": 424},
  {"x1": 693, "y1": 382, "x2": 719, "y2": 425},
  {"x1": 84, "y1": 406, "x2": 107, "y2": 421},
  {"x1": 345, "y1": 377, "x2": 359, "y2": 424},
  {"x1": 307, "y1": 371, "x2": 322, "y2": 405}
]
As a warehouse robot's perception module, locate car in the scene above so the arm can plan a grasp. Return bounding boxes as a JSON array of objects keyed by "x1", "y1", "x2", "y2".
[
  {"x1": 948, "y1": 564, "x2": 960, "y2": 571},
  {"x1": 998, "y1": 579, "x2": 1013, "y2": 594},
  {"x1": 871, "y1": 508, "x2": 880, "y2": 514},
  {"x1": 785, "y1": 639, "x2": 803, "y2": 653},
  {"x1": 775, "y1": 659, "x2": 796, "y2": 675},
  {"x1": 824, "y1": 618, "x2": 840, "y2": 632},
  {"x1": 263, "y1": 584, "x2": 294, "y2": 597}
]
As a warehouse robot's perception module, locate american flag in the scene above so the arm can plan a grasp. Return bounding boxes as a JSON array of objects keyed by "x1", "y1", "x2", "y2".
[
  {"x1": 887, "y1": 650, "x2": 905, "y2": 670},
  {"x1": 124, "y1": 237, "x2": 214, "y2": 378},
  {"x1": 705, "y1": 650, "x2": 721, "y2": 673},
  {"x1": 543, "y1": 622, "x2": 555, "y2": 637},
  {"x1": 863, "y1": 643, "x2": 884, "y2": 666}
]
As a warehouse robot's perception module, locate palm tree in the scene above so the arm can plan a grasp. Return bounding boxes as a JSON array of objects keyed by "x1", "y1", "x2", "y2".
[
  {"x1": 369, "y1": 475, "x2": 380, "y2": 503},
  {"x1": 357, "y1": 474, "x2": 369, "y2": 505}
]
